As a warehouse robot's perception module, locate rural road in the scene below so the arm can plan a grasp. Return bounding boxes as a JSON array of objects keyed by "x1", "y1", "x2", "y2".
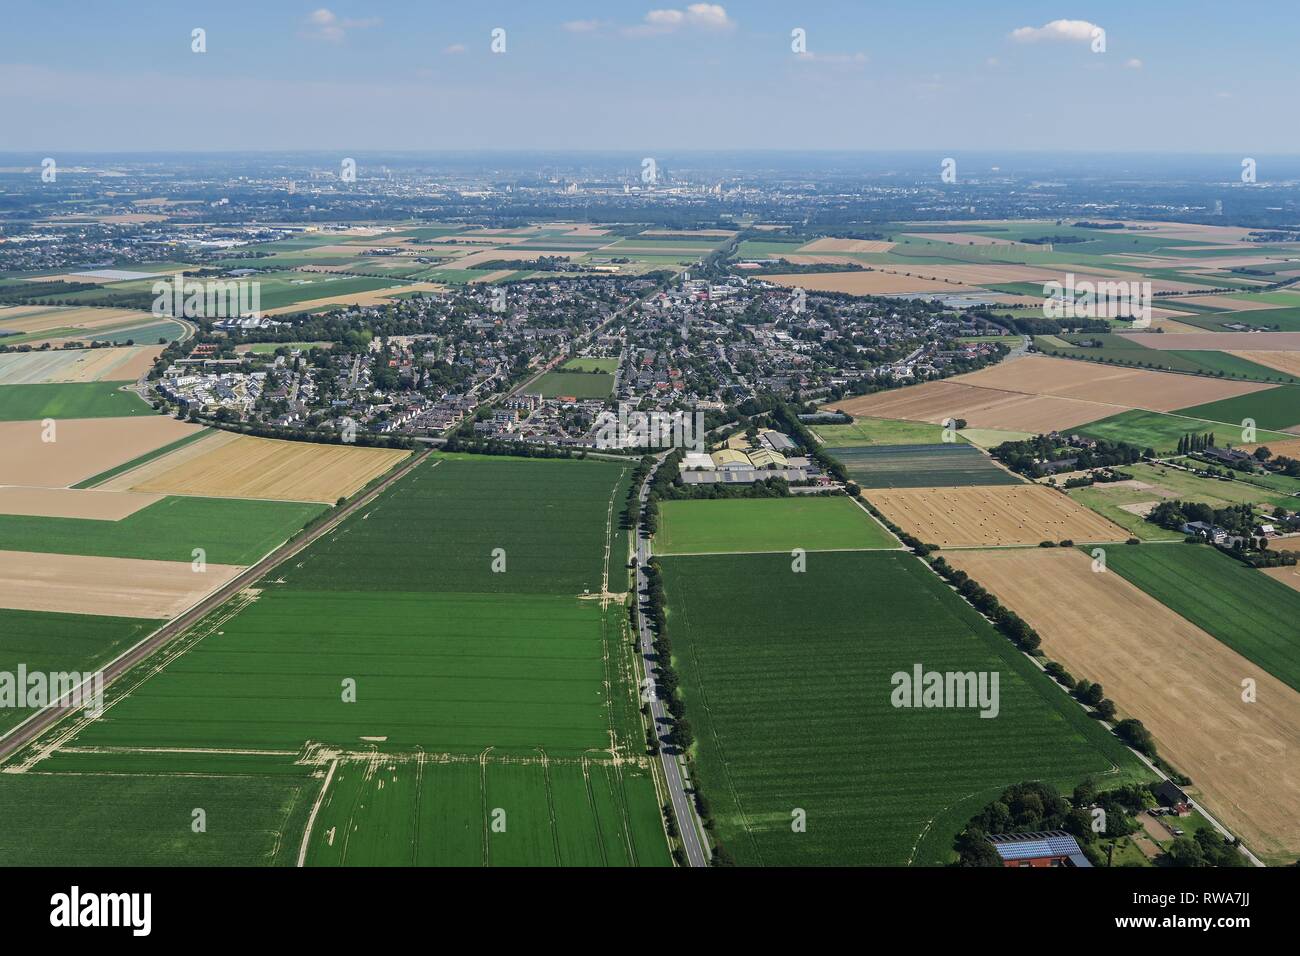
[
  {"x1": 634, "y1": 455, "x2": 711, "y2": 867},
  {"x1": 0, "y1": 445, "x2": 431, "y2": 765}
]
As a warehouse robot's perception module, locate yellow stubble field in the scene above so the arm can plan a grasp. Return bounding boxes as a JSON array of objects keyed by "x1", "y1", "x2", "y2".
[
  {"x1": 864, "y1": 484, "x2": 1128, "y2": 547},
  {"x1": 106, "y1": 432, "x2": 410, "y2": 503},
  {"x1": 947, "y1": 547, "x2": 1300, "y2": 861}
]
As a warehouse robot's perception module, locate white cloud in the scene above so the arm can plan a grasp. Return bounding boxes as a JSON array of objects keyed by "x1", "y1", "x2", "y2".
[
  {"x1": 563, "y1": 19, "x2": 603, "y2": 33},
  {"x1": 1010, "y1": 19, "x2": 1103, "y2": 44},
  {"x1": 624, "y1": 4, "x2": 734, "y2": 37},
  {"x1": 1125, "y1": 58, "x2": 1143, "y2": 69},
  {"x1": 304, "y1": 8, "x2": 381, "y2": 43},
  {"x1": 444, "y1": 43, "x2": 466, "y2": 55}
]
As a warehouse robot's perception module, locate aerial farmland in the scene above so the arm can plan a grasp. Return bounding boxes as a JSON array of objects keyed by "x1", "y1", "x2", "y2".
[{"x1": 4, "y1": 5, "x2": 1300, "y2": 906}]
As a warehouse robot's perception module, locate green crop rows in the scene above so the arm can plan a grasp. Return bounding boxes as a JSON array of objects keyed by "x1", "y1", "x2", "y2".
[{"x1": 660, "y1": 551, "x2": 1149, "y2": 866}]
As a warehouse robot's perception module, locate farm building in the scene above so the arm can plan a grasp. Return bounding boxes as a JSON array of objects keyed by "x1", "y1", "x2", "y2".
[
  {"x1": 986, "y1": 831, "x2": 1092, "y2": 867},
  {"x1": 1154, "y1": 781, "x2": 1191, "y2": 815}
]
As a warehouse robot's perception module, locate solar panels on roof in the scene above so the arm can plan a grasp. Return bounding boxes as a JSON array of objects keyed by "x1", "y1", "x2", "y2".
[{"x1": 988, "y1": 830, "x2": 1084, "y2": 861}]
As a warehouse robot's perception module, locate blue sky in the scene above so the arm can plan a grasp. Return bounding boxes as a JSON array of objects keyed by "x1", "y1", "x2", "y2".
[{"x1": 0, "y1": 1, "x2": 1295, "y2": 152}]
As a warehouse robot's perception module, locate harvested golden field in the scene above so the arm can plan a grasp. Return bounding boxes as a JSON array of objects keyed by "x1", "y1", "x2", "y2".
[
  {"x1": 115, "y1": 433, "x2": 409, "y2": 502},
  {"x1": 864, "y1": 484, "x2": 1127, "y2": 547},
  {"x1": 0, "y1": 345, "x2": 158, "y2": 386},
  {"x1": 947, "y1": 547, "x2": 1300, "y2": 861},
  {"x1": 827, "y1": 380, "x2": 1121, "y2": 432},
  {"x1": 1172, "y1": 294, "x2": 1283, "y2": 312},
  {"x1": 1239, "y1": 437, "x2": 1300, "y2": 458},
  {"x1": 955, "y1": 355, "x2": 1271, "y2": 411},
  {"x1": 0, "y1": 306, "x2": 152, "y2": 335},
  {"x1": 796, "y1": 237, "x2": 894, "y2": 254},
  {"x1": 1227, "y1": 351, "x2": 1300, "y2": 376},
  {"x1": 1261, "y1": 565, "x2": 1300, "y2": 593},
  {"x1": 0, "y1": 487, "x2": 161, "y2": 520},
  {"x1": 0, "y1": 417, "x2": 203, "y2": 488},
  {"x1": 0, "y1": 549, "x2": 241, "y2": 619},
  {"x1": 264, "y1": 282, "x2": 446, "y2": 315},
  {"x1": 444, "y1": 248, "x2": 586, "y2": 269},
  {"x1": 642, "y1": 228, "x2": 731, "y2": 237},
  {"x1": 1129, "y1": 332, "x2": 1300, "y2": 350},
  {"x1": 759, "y1": 271, "x2": 973, "y2": 294}
]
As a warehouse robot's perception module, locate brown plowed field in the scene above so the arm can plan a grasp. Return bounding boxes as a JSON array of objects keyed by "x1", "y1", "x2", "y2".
[
  {"x1": 947, "y1": 547, "x2": 1300, "y2": 862},
  {"x1": 1126, "y1": 332, "x2": 1300, "y2": 351},
  {"x1": 1261, "y1": 565, "x2": 1300, "y2": 594},
  {"x1": 864, "y1": 484, "x2": 1128, "y2": 547},
  {"x1": 0, "y1": 417, "x2": 203, "y2": 488},
  {"x1": 1227, "y1": 352, "x2": 1300, "y2": 376},
  {"x1": 796, "y1": 237, "x2": 894, "y2": 253},
  {"x1": 954, "y1": 355, "x2": 1270, "y2": 411},
  {"x1": 828, "y1": 380, "x2": 1122, "y2": 432},
  {"x1": 0, "y1": 487, "x2": 161, "y2": 520},
  {"x1": 0, "y1": 549, "x2": 242, "y2": 619}
]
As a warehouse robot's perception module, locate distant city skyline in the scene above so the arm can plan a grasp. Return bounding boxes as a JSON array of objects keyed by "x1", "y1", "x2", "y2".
[{"x1": 1, "y1": 1, "x2": 1297, "y2": 153}]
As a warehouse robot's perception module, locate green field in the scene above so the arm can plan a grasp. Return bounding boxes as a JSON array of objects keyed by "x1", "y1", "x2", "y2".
[
  {"x1": 304, "y1": 755, "x2": 667, "y2": 867},
  {"x1": 832, "y1": 443, "x2": 1024, "y2": 488},
  {"x1": 1177, "y1": 307, "x2": 1300, "y2": 332},
  {"x1": 0, "y1": 608, "x2": 160, "y2": 735},
  {"x1": 1067, "y1": 485, "x2": 1186, "y2": 542},
  {"x1": 532, "y1": 369, "x2": 614, "y2": 398},
  {"x1": 811, "y1": 416, "x2": 961, "y2": 447},
  {"x1": 1034, "y1": 336, "x2": 1296, "y2": 383},
  {"x1": 1, "y1": 453, "x2": 667, "y2": 866},
  {"x1": 561, "y1": 357, "x2": 618, "y2": 373},
  {"x1": 72, "y1": 589, "x2": 615, "y2": 752},
  {"x1": 1120, "y1": 461, "x2": 1298, "y2": 510},
  {"x1": 1176, "y1": 385, "x2": 1300, "y2": 432},
  {"x1": 1075, "y1": 408, "x2": 1294, "y2": 453},
  {"x1": 661, "y1": 551, "x2": 1149, "y2": 866},
  {"x1": 0, "y1": 381, "x2": 152, "y2": 420},
  {"x1": 281, "y1": 456, "x2": 623, "y2": 594},
  {"x1": 1101, "y1": 545, "x2": 1300, "y2": 692},
  {"x1": 0, "y1": 771, "x2": 315, "y2": 866},
  {"x1": 656, "y1": 497, "x2": 896, "y2": 554},
  {"x1": 0, "y1": 496, "x2": 325, "y2": 565}
]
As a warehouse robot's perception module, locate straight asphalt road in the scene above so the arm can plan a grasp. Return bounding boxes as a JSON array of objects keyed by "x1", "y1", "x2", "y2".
[{"x1": 634, "y1": 455, "x2": 710, "y2": 867}]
